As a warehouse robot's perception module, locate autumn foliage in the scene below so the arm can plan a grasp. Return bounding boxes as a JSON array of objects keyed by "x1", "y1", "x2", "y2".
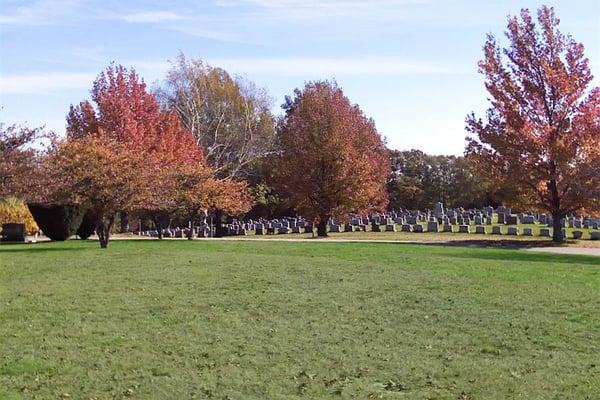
[
  {"x1": 67, "y1": 65, "x2": 203, "y2": 165},
  {"x1": 466, "y1": 6, "x2": 600, "y2": 242},
  {"x1": 6, "y1": 8, "x2": 599, "y2": 247},
  {"x1": 273, "y1": 81, "x2": 389, "y2": 236},
  {"x1": 0, "y1": 197, "x2": 38, "y2": 235},
  {"x1": 25, "y1": 65, "x2": 252, "y2": 248},
  {"x1": 160, "y1": 54, "x2": 276, "y2": 180},
  {"x1": 0, "y1": 124, "x2": 41, "y2": 198},
  {"x1": 170, "y1": 163, "x2": 254, "y2": 238}
]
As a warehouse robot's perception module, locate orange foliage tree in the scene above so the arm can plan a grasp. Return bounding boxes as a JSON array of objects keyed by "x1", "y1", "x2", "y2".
[
  {"x1": 0, "y1": 124, "x2": 41, "y2": 198},
  {"x1": 273, "y1": 81, "x2": 389, "y2": 237},
  {"x1": 32, "y1": 137, "x2": 146, "y2": 248},
  {"x1": 466, "y1": 6, "x2": 600, "y2": 242},
  {"x1": 171, "y1": 163, "x2": 253, "y2": 239}
]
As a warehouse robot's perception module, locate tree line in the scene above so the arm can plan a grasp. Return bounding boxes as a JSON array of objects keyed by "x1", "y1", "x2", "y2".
[{"x1": 1, "y1": 5, "x2": 598, "y2": 245}]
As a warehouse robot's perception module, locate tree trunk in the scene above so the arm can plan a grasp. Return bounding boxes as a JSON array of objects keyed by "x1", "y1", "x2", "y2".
[
  {"x1": 552, "y1": 212, "x2": 564, "y2": 243},
  {"x1": 96, "y1": 215, "x2": 114, "y2": 249},
  {"x1": 187, "y1": 219, "x2": 195, "y2": 240},
  {"x1": 119, "y1": 210, "x2": 129, "y2": 233},
  {"x1": 197, "y1": 211, "x2": 207, "y2": 238},
  {"x1": 548, "y1": 168, "x2": 564, "y2": 244},
  {"x1": 153, "y1": 216, "x2": 164, "y2": 240},
  {"x1": 215, "y1": 209, "x2": 224, "y2": 238},
  {"x1": 317, "y1": 217, "x2": 329, "y2": 237}
]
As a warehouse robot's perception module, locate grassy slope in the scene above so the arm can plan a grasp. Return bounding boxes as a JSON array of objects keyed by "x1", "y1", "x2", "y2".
[{"x1": 1, "y1": 240, "x2": 599, "y2": 399}]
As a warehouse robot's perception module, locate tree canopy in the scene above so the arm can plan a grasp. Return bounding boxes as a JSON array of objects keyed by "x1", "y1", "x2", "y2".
[
  {"x1": 0, "y1": 124, "x2": 42, "y2": 198},
  {"x1": 272, "y1": 81, "x2": 389, "y2": 236},
  {"x1": 24, "y1": 65, "x2": 253, "y2": 248},
  {"x1": 159, "y1": 54, "x2": 276, "y2": 180}
]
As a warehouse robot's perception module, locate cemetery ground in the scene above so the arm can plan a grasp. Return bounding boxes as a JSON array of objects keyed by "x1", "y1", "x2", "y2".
[
  {"x1": 1, "y1": 241, "x2": 599, "y2": 399},
  {"x1": 231, "y1": 229, "x2": 600, "y2": 247}
]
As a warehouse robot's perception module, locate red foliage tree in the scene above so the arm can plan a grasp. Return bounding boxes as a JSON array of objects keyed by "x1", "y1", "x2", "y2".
[
  {"x1": 466, "y1": 6, "x2": 600, "y2": 242},
  {"x1": 273, "y1": 81, "x2": 389, "y2": 237},
  {"x1": 54, "y1": 64, "x2": 252, "y2": 245},
  {"x1": 67, "y1": 65, "x2": 202, "y2": 164},
  {"x1": 66, "y1": 65, "x2": 206, "y2": 237}
]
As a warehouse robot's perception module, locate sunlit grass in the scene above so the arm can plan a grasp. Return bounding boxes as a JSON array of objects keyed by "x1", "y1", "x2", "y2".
[{"x1": 1, "y1": 240, "x2": 599, "y2": 399}]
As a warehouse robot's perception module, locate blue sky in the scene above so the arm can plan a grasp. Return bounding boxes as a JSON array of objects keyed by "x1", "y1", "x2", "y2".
[{"x1": 0, "y1": 0, "x2": 598, "y2": 155}]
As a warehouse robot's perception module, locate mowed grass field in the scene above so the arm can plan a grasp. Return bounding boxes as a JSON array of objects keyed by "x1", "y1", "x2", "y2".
[
  {"x1": 1, "y1": 240, "x2": 599, "y2": 399},
  {"x1": 231, "y1": 229, "x2": 600, "y2": 246}
]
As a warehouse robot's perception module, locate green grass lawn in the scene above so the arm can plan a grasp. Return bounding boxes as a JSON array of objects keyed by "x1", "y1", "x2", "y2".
[{"x1": 1, "y1": 240, "x2": 599, "y2": 399}]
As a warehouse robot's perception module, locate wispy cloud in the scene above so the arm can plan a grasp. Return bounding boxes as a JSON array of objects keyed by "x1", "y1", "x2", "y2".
[
  {"x1": 0, "y1": 55, "x2": 455, "y2": 96},
  {"x1": 209, "y1": 56, "x2": 454, "y2": 76},
  {"x1": 173, "y1": 26, "x2": 261, "y2": 44},
  {"x1": 120, "y1": 11, "x2": 188, "y2": 23},
  {"x1": 216, "y1": 0, "x2": 430, "y2": 18},
  {"x1": 133, "y1": 56, "x2": 457, "y2": 78},
  {"x1": 0, "y1": 72, "x2": 95, "y2": 95},
  {"x1": 0, "y1": 2, "x2": 188, "y2": 27},
  {"x1": 0, "y1": 0, "x2": 82, "y2": 25}
]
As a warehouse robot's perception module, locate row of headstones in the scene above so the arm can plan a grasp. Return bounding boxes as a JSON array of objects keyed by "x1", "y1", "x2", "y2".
[
  {"x1": 219, "y1": 221, "x2": 600, "y2": 240},
  {"x1": 137, "y1": 219, "x2": 600, "y2": 240},
  {"x1": 137, "y1": 218, "x2": 310, "y2": 237},
  {"x1": 206, "y1": 200, "x2": 600, "y2": 236},
  {"x1": 146, "y1": 203, "x2": 600, "y2": 238},
  {"x1": 336, "y1": 204, "x2": 600, "y2": 230},
  {"x1": 140, "y1": 225, "x2": 210, "y2": 238},
  {"x1": 219, "y1": 202, "x2": 600, "y2": 237},
  {"x1": 395, "y1": 223, "x2": 599, "y2": 239},
  {"x1": 223, "y1": 217, "x2": 310, "y2": 232},
  {"x1": 339, "y1": 215, "x2": 600, "y2": 230}
]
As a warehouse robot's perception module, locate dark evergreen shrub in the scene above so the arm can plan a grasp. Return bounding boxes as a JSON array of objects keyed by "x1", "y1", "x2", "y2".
[
  {"x1": 77, "y1": 210, "x2": 97, "y2": 239},
  {"x1": 27, "y1": 204, "x2": 85, "y2": 241}
]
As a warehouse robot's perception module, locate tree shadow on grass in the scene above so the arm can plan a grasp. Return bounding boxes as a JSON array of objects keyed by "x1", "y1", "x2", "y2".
[
  {"x1": 0, "y1": 241, "x2": 92, "y2": 254},
  {"x1": 327, "y1": 240, "x2": 600, "y2": 266},
  {"x1": 441, "y1": 248, "x2": 600, "y2": 266},
  {"x1": 421, "y1": 239, "x2": 588, "y2": 249},
  {"x1": 411, "y1": 241, "x2": 600, "y2": 266}
]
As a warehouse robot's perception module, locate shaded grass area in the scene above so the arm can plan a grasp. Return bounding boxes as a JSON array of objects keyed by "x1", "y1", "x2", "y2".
[
  {"x1": 234, "y1": 229, "x2": 600, "y2": 248},
  {"x1": 1, "y1": 240, "x2": 599, "y2": 399}
]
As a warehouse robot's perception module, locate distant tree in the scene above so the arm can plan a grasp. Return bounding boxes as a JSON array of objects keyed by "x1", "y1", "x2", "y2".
[
  {"x1": 422, "y1": 155, "x2": 487, "y2": 208},
  {"x1": 273, "y1": 81, "x2": 389, "y2": 237},
  {"x1": 387, "y1": 150, "x2": 427, "y2": 210},
  {"x1": 466, "y1": 6, "x2": 600, "y2": 242},
  {"x1": 0, "y1": 123, "x2": 41, "y2": 197},
  {"x1": 387, "y1": 150, "x2": 487, "y2": 210}
]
